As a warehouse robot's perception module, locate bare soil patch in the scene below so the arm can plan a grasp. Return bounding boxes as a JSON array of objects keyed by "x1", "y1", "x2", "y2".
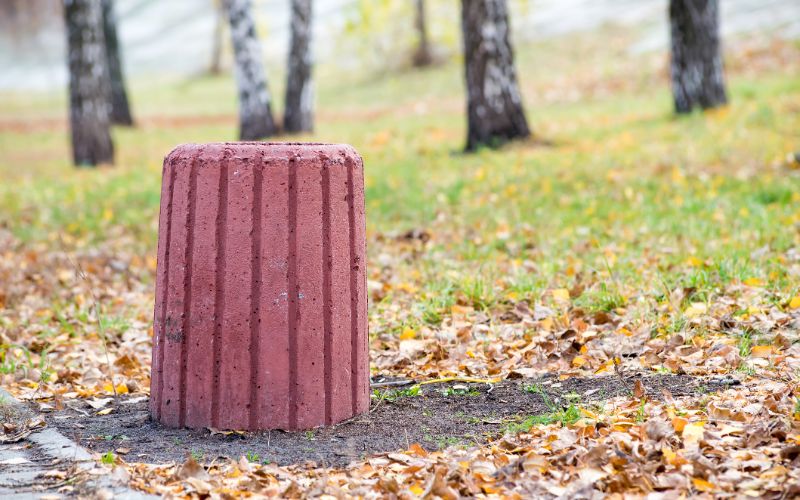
[{"x1": 44, "y1": 373, "x2": 731, "y2": 467}]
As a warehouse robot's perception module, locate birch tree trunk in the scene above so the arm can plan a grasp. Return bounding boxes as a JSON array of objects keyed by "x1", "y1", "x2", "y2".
[
  {"x1": 225, "y1": 0, "x2": 277, "y2": 140},
  {"x1": 412, "y1": 0, "x2": 432, "y2": 67},
  {"x1": 669, "y1": 0, "x2": 727, "y2": 113},
  {"x1": 101, "y1": 0, "x2": 134, "y2": 125},
  {"x1": 461, "y1": 0, "x2": 530, "y2": 152},
  {"x1": 284, "y1": 0, "x2": 313, "y2": 133},
  {"x1": 64, "y1": 0, "x2": 114, "y2": 166}
]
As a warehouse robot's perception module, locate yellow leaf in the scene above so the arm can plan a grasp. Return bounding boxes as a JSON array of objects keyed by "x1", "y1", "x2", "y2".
[
  {"x1": 683, "y1": 421, "x2": 705, "y2": 445},
  {"x1": 594, "y1": 359, "x2": 614, "y2": 374},
  {"x1": 409, "y1": 484, "x2": 425, "y2": 495},
  {"x1": 686, "y1": 256, "x2": 703, "y2": 267},
  {"x1": 408, "y1": 443, "x2": 428, "y2": 457},
  {"x1": 399, "y1": 328, "x2": 417, "y2": 340},
  {"x1": 750, "y1": 345, "x2": 773, "y2": 358},
  {"x1": 692, "y1": 477, "x2": 716, "y2": 492},
  {"x1": 789, "y1": 296, "x2": 800, "y2": 309},
  {"x1": 102, "y1": 208, "x2": 113, "y2": 221},
  {"x1": 505, "y1": 291, "x2": 519, "y2": 301},
  {"x1": 672, "y1": 417, "x2": 688, "y2": 433},
  {"x1": 684, "y1": 302, "x2": 707, "y2": 318},
  {"x1": 97, "y1": 408, "x2": 113, "y2": 416},
  {"x1": 661, "y1": 447, "x2": 687, "y2": 466},
  {"x1": 743, "y1": 277, "x2": 764, "y2": 287},
  {"x1": 551, "y1": 288, "x2": 570, "y2": 302},
  {"x1": 451, "y1": 305, "x2": 472, "y2": 316},
  {"x1": 370, "y1": 130, "x2": 392, "y2": 147},
  {"x1": 572, "y1": 356, "x2": 587, "y2": 368}
]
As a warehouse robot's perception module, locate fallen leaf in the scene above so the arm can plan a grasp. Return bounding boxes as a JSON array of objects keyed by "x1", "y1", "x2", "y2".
[
  {"x1": 750, "y1": 345, "x2": 773, "y2": 358},
  {"x1": 399, "y1": 328, "x2": 417, "y2": 340},
  {"x1": 176, "y1": 457, "x2": 210, "y2": 481},
  {"x1": 692, "y1": 477, "x2": 716, "y2": 492}
]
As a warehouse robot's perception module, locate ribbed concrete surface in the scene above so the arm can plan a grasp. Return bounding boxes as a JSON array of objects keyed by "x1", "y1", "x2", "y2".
[{"x1": 149, "y1": 142, "x2": 368, "y2": 431}]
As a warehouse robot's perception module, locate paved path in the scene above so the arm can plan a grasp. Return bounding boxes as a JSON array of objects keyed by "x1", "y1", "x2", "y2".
[{"x1": 0, "y1": 389, "x2": 154, "y2": 499}]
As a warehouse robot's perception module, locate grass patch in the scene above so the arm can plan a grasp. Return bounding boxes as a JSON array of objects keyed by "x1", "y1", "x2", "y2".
[
  {"x1": 511, "y1": 383, "x2": 583, "y2": 432},
  {"x1": 372, "y1": 384, "x2": 422, "y2": 402}
]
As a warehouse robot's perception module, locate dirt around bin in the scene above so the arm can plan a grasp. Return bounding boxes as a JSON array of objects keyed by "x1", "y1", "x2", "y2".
[{"x1": 44, "y1": 373, "x2": 732, "y2": 468}]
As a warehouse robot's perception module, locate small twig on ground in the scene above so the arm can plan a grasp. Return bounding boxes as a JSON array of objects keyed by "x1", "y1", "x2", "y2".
[
  {"x1": 614, "y1": 357, "x2": 632, "y2": 393},
  {"x1": 369, "y1": 392, "x2": 386, "y2": 414},
  {"x1": 418, "y1": 376, "x2": 500, "y2": 386},
  {"x1": 370, "y1": 380, "x2": 414, "y2": 389}
]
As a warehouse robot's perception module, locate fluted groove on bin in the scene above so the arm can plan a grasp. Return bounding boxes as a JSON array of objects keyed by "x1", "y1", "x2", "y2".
[
  {"x1": 248, "y1": 154, "x2": 264, "y2": 430},
  {"x1": 151, "y1": 143, "x2": 368, "y2": 430},
  {"x1": 322, "y1": 164, "x2": 332, "y2": 426},
  {"x1": 211, "y1": 152, "x2": 229, "y2": 428},
  {"x1": 287, "y1": 156, "x2": 299, "y2": 429}
]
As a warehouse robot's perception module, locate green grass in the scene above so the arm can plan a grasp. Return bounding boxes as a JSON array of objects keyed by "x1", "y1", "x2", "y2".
[
  {"x1": 511, "y1": 383, "x2": 583, "y2": 432},
  {"x1": 506, "y1": 405, "x2": 582, "y2": 433},
  {"x1": 372, "y1": 384, "x2": 422, "y2": 402},
  {"x1": 101, "y1": 451, "x2": 116, "y2": 465},
  {"x1": 441, "y1": 386, "x2": 480, "y2": 397},
  {"x1": 1, "y1": 27, "x2": 799, "y2": 356}
]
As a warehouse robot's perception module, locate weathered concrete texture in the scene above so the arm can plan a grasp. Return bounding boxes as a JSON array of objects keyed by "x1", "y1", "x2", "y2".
[{"x1": 150, "y1": 142, "x2": 369, "y2": 431}]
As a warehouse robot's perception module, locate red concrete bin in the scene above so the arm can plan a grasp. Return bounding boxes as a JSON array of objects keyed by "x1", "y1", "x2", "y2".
[{"x1": 149, "y1": 142, "x2": 368, "y2": 431}]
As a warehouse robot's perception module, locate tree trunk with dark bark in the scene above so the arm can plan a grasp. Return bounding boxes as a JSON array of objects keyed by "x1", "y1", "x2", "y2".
[
  {"x1": 412, "y1": 0, "x2": 432, "y2": 67},
  {"x1": 284, "y1": 0, "x2": 313, "y2": 133},
  {"x1": 101, "y1": 0, "x2": 133, "y2": 125},
  {"x1": 461, "y1": 0, "x2": 530, "y2": 152},
  {"x1": 64, "y1": 0, "x2": 114, "y2": 166},
  {"x1": 224, "y1": 0, "x2": 277, "y2": 140},
  {"x1": 669, "y1": 0, "x2": 727, "y2": 113}
]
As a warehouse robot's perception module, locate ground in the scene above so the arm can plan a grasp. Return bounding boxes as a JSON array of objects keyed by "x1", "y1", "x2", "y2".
[
  {"x1": 1, "y1": 25, "x2": 800, "y2": 498},
  {"x1": 45, "y1": 374, "x2": 712, "y2": 467}
]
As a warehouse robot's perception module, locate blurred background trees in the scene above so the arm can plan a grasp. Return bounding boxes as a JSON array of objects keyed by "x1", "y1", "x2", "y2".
[
  {"x1": 412, "y1": 0, "x2": 433, "y2": 68},
  {"x1": 101, "y1": 0, "x2": 133, "y2": 126},
  {"x1": 224, "y1": 0, "x2": 278, "y2": 140},
  {"x1": 9, "y1": 0, "x2": 789, "y2": 165},
  {"x1": 284, "y1": 0, "x2": 314, "y2": 134},
  {"x1": 209, "y1": 0, "x2": 227, "y2": 76},
  {"x1": 64, "y1": 0, "x2": 114, "y2": 166},
  {"x1": 669, "y1": 0, "x2": 727, "y2": 113},
  {"x1": 461, "y1": 0, "x2": 530, "y2": 151}
]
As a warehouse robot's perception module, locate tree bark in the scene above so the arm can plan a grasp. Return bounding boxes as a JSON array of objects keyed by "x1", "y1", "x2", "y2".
[
  {"x1": 669, "y1": 0, "x2": 727, "y2": 113},
  {"x1": 224, "y1": 0, "x2": 277, "y2": 140},
  {"x1": 64, "y1": 0, "x2": 114, "y2": 167},
  {"x1": 209, "y1": 0, "x2": 224, "y2": 75},
  {"x1": 412, "y1": 0, "x2": 433, "y2": 67},
  {"x1": 101, "y1": 0, "x2": 134, "y2": 125},
  {"x1": 284, "y1": 0, "x2": 313, "y2": 133},
  {"x1": 461, "y1": 0, "x2": 530, "y2": 152}
]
